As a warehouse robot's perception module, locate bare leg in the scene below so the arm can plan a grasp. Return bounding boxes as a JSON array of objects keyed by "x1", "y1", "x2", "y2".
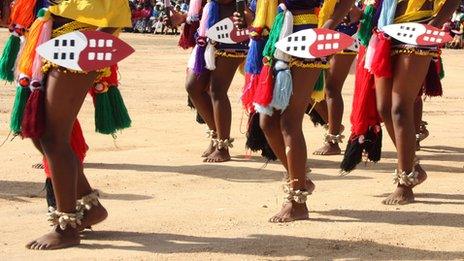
[
  {"x1": 383, "y1": 54, "x2": 430, "y2": 205},
  {"x1": 312, "y1": 100, "x2": 328, "y2": 123},
  {"x1": 260, "y1": 112, "x2": 288, "y2": 170},
  {"x1": 414, "y1": 98, "x2": 429, "y2": 150},
  {"x1": 260, "y1": 113, "x2": 315, "y2": 192},
  {"x1": 270, "y1": 67, "x2": 321, "y2": 223},
  {"x1": 185, "y1": 69, "x2": 216, "y2": 157},
  {"x1": 27, "y1": 69, "x2": 96, "y2": 250},
  {"x1": 76, "y1": 163, "x2": 108, "y2": 230},
  {"x1": 314, "y1": 54, "x2": 355, "y2": 155},
  {"x1": 205, "y1": 56, "x2": 243, "y2": 163},
  {"x1": 375, "y1": 76, "x2": 396, "y2": 146}
]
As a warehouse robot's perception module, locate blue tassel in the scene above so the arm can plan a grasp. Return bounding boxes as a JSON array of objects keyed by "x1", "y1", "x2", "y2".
[
  {"x1": 193, "y1": 45, "x2": 206, "y2": 75},
  {"x1": 378, "y1": 0, "x2": 397, "y2": 29},
  {"x1": 245, "y1": 39, "x2": 266, "y2": 74},
  {"x1": 207, "y1": 1, "x2": 220, "y2": 28},
  {"x1": 270, "y1": 61, "x2": 292, "y2": 112}
]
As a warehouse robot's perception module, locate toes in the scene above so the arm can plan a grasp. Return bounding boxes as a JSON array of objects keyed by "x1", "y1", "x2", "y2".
[
  {"x1": 31, "y1": 242, "x2": 40, "y2": 250},
  {"x1": 26, "y1": 240, "x2": 36, "y2": 249},
  {"x1": 269, "y1": 216, "x2": 279, "y2": 223}
]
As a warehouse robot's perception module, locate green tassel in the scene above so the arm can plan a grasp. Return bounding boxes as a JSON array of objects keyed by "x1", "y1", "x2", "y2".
[
  {"x1": 95, "y1": 92, "x2": 117, "y2": 135},
  {"x1": 107, "y1": 86, "x2": 131, "y2": 131},
  {"x1": 314, "y1": 70, "x2": 324, "y2": 92},
  {"x1": 10, "y1": 86, "x2": 31, "y2": 134},
  {"x1": 0, "y1": 35, "x2": 21, "y2": 82},
  {"x1": 262, "y1": 12, "x2": 285, "y2": 58},
  {"x1": 439, "y1": 57, "x2": 445, "y2": 80},
  {"x1": 358, "y1": 5, "x2": 376, "y2": 46}
]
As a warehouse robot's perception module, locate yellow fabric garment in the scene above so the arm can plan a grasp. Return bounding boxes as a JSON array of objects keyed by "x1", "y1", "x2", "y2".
[
  {"x1": 395, "y1": 0, "x2": 444, "y2": 23},
  {"x1": 49, "y1": 0, "x2": 131, "y2": 28},
  {"x1": 293, "y1": 13, "x2": 318, "y2": 26},
  {"x1": 318, "y1": 0, "x2": 338, "y2": 28},
  {"x1": 251, "y1": 0, "x2": 277, "y2": 30}
]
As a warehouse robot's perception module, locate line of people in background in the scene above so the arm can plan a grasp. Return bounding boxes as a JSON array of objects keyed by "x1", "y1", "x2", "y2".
[
  {"x1": 444, "y1": 4, "x2": 464, "y2": 48},
  {"x1": 128, "y1": 0, "x2": 188, "y2": 34}
]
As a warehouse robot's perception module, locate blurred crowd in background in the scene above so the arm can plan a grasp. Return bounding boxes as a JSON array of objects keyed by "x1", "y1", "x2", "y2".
[
  {"x1": 128, "y1": 0, "x2": 188, "y2": 34},
  {"x1": 0, "y1": 0, "x2": 463, "y2": 48}
]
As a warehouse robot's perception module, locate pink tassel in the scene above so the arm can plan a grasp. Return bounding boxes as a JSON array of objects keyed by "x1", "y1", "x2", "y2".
[
  {"x1": 364, "y1": 33, "x2": 379, "y2": 72},
  {"x1": 187, "y1": 0, "x2": 203, "y2": 24}
]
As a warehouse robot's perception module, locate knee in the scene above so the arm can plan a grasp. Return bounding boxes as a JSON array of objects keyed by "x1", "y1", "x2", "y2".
[
  {"x1": 280, "y1": 118, "x2": 301, "y2": 139},
  {"x1": 391, "y1": 102, "x2": 412, "y2": 123},
  {"x1": 377, "y1": 102, "x2": 391, "y2": 122},
  {"x1": 259, "y1": 116, "x2": 277, "y2": 134},
  {"x1": 209, "y1": 86, "x2": 227, "y2": 101},
  {"x1": 185, "y1": 81, "x2": 200, "y2": 96}
]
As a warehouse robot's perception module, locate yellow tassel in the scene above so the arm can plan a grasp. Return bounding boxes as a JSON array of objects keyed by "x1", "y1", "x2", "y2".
[
  {"x1": 318, "y1": 0, "x2": 338, "y2": 28},
  {"x1": 265, "y1": 0, "x2": 278, "y2": 30},
  {"x1": 252, "y1": 0, "x2": 268, "y2": 29},
  {"x1": 311, "y1": 89, "x2": 325, "y2": 103}
]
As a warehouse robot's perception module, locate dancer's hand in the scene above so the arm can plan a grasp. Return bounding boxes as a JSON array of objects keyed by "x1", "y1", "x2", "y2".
[{"x1": 233, "y1": 6, "x2": 253, "y2": 29}]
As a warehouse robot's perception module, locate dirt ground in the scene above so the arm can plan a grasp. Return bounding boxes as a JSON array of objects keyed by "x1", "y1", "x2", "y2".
[{"x1": 1, "y1": 30, "x2": 464, "y2": 260}]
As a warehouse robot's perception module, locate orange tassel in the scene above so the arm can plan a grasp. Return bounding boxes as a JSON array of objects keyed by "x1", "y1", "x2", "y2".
[
  {"x1": 10, "y1": 0, "x2": 38, "y2": 28},
  {"x1": 18, "y1": 18, "x2": 47, "y2": 77}
]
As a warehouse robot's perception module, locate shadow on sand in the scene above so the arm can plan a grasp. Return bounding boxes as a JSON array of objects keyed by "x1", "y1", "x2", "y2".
[
  {"x1": 0, "y1": 180, "x2": 152, "y2": 202},
  {"x1": 78, "y1": 231, "x2": 464, "y2": 259},
  {"x1": 314, "y1": 208, "x2": 464, "y2": 228},
  {"x1": 84, "y1": 162, "x2": 371, "y2": 182}
]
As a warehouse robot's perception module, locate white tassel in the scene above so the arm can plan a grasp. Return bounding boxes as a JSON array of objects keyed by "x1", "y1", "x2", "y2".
[
  {"x1": 364, "y1": 34, "x2": 378, "y2": 71},
  {"x1": 204, "y1": 43, "x2": 216, "y2": 70},
  {"x1": 274, "y1": 10, "x2": 293, "y2": 62},
  {"x1": 254, "y1": 103, "x2": 274, "y2": 116},
  {"x1": 187, "y1": 45, "x2": 198, "y2": 70}
]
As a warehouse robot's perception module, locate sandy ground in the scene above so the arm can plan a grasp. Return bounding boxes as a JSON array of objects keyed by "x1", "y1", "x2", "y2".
[{"x1": 1, "y1": 29, "x2": 464, "y2": 260}]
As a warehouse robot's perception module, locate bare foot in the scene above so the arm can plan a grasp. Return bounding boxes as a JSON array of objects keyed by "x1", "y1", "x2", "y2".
[
  {"x1": 413, "y1": 163, "x2": 428, "y2": 187},
  {"x1": 26, "y1": 226, "x2": 80, "y2": 250},
  {"x1": 204, "y1": 148, "x2": 231, "y2": 163},
  {"x1": 201, "y1": 140, "x2": 216, "y2": 157},
  {"x1": 313, "y1": 143, "x2": 341, "y2": 155},
  {"x1": 382, "y1": 166, "x2": 427, "y2": 205},
  {"x1": 269, "y1": 201, "x2": 309, "y2": 223},
  {"x1": 78, "y1": 204, "x2": 108, "y2": 231},
  {"x1": 382, "y1": 185, "x2": 415, "y2": 205},
  {"x1": 418, "y1": 122, "x2": 429, "y2": 142}
]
